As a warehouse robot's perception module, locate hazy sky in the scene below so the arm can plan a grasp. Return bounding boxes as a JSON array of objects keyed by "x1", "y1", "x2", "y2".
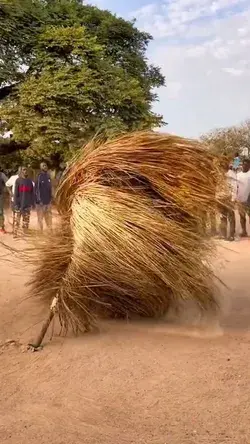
[{"x1": 90, "y1": 0, "x2": 250, "y2": 138}]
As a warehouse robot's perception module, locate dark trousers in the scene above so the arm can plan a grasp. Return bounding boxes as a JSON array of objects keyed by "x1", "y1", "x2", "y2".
[{"x1": 219, "y1": 205, "x2": 235, "y2": 239}]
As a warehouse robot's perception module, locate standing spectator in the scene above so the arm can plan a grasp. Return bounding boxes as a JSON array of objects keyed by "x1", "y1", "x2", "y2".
[
  {"x1": 6, "y1": 166, "x2": 21, "y2": 208},
  {"x1": 13, "y1": 166, "x2": 34, "y2": 237},
  {"x1": 232, "y1": 152, "x2": 241, "y2": 171},
  {"x1": 35, "y1": 162, "x2": 52, "y2": 231},
  {"x1": 226, "y1": 164, "x2": 238, "y2": 201},
  {"x1": 236, "y1": 159, "x2": 250, "y2": 237},
  {"x1": 6, "y1": 166, "x2": 21, "y2": 234},
  {"x1": 0, "y1": 169, "x2": 8, "y2": 234},
  {"x1": 217, "y1": 163, "x2": 236, "y2": 241}
]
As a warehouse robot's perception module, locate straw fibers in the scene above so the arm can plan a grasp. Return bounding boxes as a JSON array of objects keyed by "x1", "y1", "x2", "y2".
[{"x1": 28, "y1": 131, "x2": 226, "y2": 334}]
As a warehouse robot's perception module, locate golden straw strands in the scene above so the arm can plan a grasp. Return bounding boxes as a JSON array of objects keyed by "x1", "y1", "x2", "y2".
[{"x1": 27, "y1": 131, "x2": 227, "y2": 347}]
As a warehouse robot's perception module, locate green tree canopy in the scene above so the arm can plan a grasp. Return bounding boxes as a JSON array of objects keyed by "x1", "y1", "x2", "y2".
[{"x1": 0, "y1": 0, "x2": 165, "y2": 167}]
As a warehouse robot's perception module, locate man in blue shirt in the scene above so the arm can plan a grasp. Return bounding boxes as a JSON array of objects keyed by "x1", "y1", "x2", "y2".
[
  {"x1": 35, "y1": 162, "x2": 52, "y2": 231},
  {"x1": 232, "y1": 152, "x2": 241, "y2": 170}
]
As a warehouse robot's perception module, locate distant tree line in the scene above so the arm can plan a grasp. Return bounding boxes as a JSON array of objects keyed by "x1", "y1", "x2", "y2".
[{"x1": 201, "y1": 119, "x2": 250, "y2": 159}]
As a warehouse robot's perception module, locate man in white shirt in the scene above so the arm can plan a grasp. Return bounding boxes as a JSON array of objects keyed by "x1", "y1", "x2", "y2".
[
  {"x1": 236, "y1": 159, "x2": 250, "y2": 237},
  {"x1": 0, "y1": 170, "x2": 8, "y2": 233},
  {"x1": 6, "y1": 167, "x2": 21, "y2": 210},
  {"x1": 226, "y1": 165, "x2": 238, "y2": 201}
]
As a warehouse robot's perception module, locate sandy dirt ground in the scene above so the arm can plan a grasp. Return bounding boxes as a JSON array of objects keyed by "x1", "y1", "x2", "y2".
[{"x1": 0, "y1": 211, "x2": 250, "y2": 444}]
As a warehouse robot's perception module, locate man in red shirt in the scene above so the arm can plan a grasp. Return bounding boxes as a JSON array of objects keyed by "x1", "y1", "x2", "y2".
[{"x1": 13, "y1": 166, "x2": 35, "y2": 237}]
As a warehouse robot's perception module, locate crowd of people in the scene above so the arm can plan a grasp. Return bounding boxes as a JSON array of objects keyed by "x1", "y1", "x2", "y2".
[
  {"x1": 0, "y1": 152, "x2": 250, "y2": 241},
  {"x1": 216, "y1": 154, "x2": 250, "y2": 241},
  {"x1": 0, "y1": 162, "x2": 53, "y2": 238}
]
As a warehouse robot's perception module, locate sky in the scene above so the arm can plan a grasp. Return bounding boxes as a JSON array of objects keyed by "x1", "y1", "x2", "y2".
[{"x1": 89, "y1": 0, "x2": 250, "y2": 138}]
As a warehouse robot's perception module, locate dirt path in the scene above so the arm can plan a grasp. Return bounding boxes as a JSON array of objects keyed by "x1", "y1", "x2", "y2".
[{"x1": 0, "y1": 219, "x2": 249, "y2": 444}]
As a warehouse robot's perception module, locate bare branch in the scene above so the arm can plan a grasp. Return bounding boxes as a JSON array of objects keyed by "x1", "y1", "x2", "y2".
[
  {"x1": 0, "y1": 84, "x2": 16, "y2": 101},
  {"x1": 0, "y1": 139, "x2": 29, "y2": 155}
]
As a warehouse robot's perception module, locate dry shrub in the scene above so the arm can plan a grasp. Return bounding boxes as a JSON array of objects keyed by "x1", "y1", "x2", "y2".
[{"x1": 28, "y1": 131, "x2": 224, "y2": 334}]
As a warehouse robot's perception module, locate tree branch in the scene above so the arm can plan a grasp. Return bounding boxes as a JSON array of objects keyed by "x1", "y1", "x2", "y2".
[
  {"x1": 0, "y1": 84, "x2": 17, "y2": 101},
  {"x1": 0, "y1": 139, "x2": 29, "y2": 155}
]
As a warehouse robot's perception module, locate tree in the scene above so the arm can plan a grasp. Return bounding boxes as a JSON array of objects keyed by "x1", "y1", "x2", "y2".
[
  {"x1": 201, "y1": 120, "x2": 250, "y2": 159},
  {"x1": 0, "y1": 0, "x2": 165, "y2": 167},
  {"x1": 238, "y1": 120, "x2": 250, "y2": 157}
]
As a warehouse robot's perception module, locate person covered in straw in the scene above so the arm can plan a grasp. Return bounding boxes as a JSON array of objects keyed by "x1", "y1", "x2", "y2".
[
  {"x1": 216, "y1": 162, "x2": 236, "y2": 241},
  {"x1": 35, "y1": 162, "x2": 52, "y2": 231},
  {"x1": 236, "y1": 158, "x2": 250, "y2": 237},
  {"x1": 28, "y1": 131, "x2": 225, "y2": 346},
  {"x1": 13, "y1": 166, "x2": 35, "y2": 238}
]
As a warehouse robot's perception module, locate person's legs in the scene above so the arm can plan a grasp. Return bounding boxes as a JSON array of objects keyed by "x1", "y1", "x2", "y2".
[
  {"x1": 245, "y1": 204, "x2": 250, "y2": 229},
  {"x1": 219, "y1": 205, "x2": 227, "y2": 239},
  {"x1": 12, "y1": 211, "x2": 16, "y2": 234},
  {"x1": 0, "y1": 194, "x2": 5, "y2": 232},
  {"x1": 228, "y1": 208, "x2": 236, "y2": 240},
  {"x1": 239, "y1": 203, "x2": 247, "y2": 236},
  {"x1": 13, "y1": 210, "x2": 21, "y2": 237},
  {"x1": 37, "y1": 205, "x2": 44, "y2": 231},
  {"x1": 44, "y1": 204, "x2": 52, "y2": 230},
  {"x1": 22, "y1": 209, "x2": 31, "y2": 233},
  {"x1": 210, "y1": 210, "x2": 217, "y2": 236},
  {"x1": 11, "y1": 202, "x2": 15, "y2": 233}
]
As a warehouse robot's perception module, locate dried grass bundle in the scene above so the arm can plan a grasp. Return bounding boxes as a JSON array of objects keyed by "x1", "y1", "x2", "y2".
[{"x1": 28, "y1": 131, "x2": 224, "y2": 334}]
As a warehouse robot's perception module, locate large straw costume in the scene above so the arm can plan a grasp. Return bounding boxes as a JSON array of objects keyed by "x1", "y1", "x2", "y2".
[{"x1": 29, "y1": 131, "x2": 223, "y2": 334}]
